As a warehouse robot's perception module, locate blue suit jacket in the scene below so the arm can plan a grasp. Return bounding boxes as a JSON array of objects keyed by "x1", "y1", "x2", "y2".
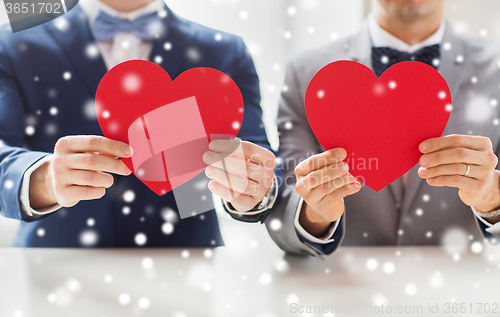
[{"x1": 0, "y1": 5, "x2": 272, "y2": 247}]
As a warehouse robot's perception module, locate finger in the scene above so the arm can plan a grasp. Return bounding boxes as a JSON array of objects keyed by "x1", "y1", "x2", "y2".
[
  {"x1": 319, "y1": 182, "x2": 362, "y2": 206},
  {"x1": 205, "y1": 165, "x2": 258, "y2": 195},
  {"x1": 65, "y1": 170, "x2": 115, "y2": 188},
  {"x1": 419, "y1": 147, "x2": 484, "y2": 168},
  {"x1": 208, "y1": 179, "x2": 261, "y2": 211},
  {"x1": 226, "y1": 193, "x2": 263, "y2": 211},
  {"x1": 203, "y1": 151, "x2": 260, "y2": 179},
  {"x1": 209, "y1": 140, "x2": 275, "y2": 166},
  {"x1": 56, "y1": 135, "x2": 133, "y2": 157},
  {"x1": 208, "y1": 180, "x2": 259, "y2": 204},
  {"x1": 418, "y1": 163, "x2": 484, "y2": 180},
  {"x1": 295, "y1": 148, "x2": 347, "y2": 177},
  {"x1": 420, "y1": 134, "x2": 492, "y2": 154},
  {"x1": 208, "y1": 180, "x2": 237, "y2": 201},
  {"x1": 58, "y1": 185, "x2": 106, "y2": 206},
  {"x1": 205, "y1": 151, "x2": 275, "y2": 187},
  {"x1": 300, "y1": 162, "x2": 349, "y2": 191},
  {"x1": 303, "y1": 173, "x2": 357, "y2": 205},
  {"x1": 94, "y1": 152, "x2": 120, "y2": 159},
  {"x1": 68, "y1": 153, "x2": 132, "y2": 175},
  {"x1": 426, "y1": 174, "x2": 479, "y2": 191}
]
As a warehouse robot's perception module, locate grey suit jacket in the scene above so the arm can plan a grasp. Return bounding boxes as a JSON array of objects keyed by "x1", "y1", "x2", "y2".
[{"x1": 266, "y1": 21, "x2": 500, "y2": 256}]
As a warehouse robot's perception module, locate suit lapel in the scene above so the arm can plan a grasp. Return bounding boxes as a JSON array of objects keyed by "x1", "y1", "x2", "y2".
[
  {"x1": 401, "y1": 21, "x2": 468, "y2": 215},
  {"x1": 148, "y1": 6, "x2": 199, "y2": 78},
  {"x1": 437, "y1": 22, "x2": 468, "y2": 104},
  {"x1": 348, "y1": 22, "x2": 404, "y2": 206},
  {"x1": 45, "y1": 5, "x2": 107, "y2": 96},
  {"x1": 348, "y1": 22, "x2": 373, "y2": 69}
]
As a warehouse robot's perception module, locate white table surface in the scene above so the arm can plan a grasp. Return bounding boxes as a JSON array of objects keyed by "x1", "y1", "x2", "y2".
[{"x1": 0, "y1": 218, "x2": 499, "y2": 317}]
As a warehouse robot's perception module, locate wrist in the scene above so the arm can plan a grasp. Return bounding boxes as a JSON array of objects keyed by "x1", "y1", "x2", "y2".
[
  {"x1": 299, "y1": 203, "x2": 342, "y2": 238},
  {"x1": 302, "y1": 204, "x2": 330, "y2": 224},
  {"x1": 474, "y1": 171, "x2": 500, "y2": 212},
  {"x1": 29, "y1": 159, "x2": 57, "y2": 209}
]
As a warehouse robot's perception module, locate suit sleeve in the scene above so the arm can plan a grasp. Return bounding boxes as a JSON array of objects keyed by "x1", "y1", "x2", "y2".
[
  {"x1": 0, "y1": 40, "x2": 51, "y2": 221},
  {"x1": 264, "y1": 60, "x2": 344, "y2": 256},
  {"x1": 222, "y1": 36, "x2": 281, "y2": 223},
  {"x1": 475, "y1": 217, "x2": 500, "y2": 243}
]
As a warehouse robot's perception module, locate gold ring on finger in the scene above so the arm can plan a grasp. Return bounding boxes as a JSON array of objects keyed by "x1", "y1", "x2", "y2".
[
  {"x1": 464, "y1": 163, "x2": 471, "y2": 177},
  {"x1": 249, "y1": 180, "x2": 258, "y2": 196}
]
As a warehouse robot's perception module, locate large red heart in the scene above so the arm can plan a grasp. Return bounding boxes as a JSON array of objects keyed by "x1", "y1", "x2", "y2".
[
  {"x1": 95, "y1": 60, "x2": 244, "y2": 195},
  {"x1": 305, "y1": 61, "x2": 451, "y2": 191}
]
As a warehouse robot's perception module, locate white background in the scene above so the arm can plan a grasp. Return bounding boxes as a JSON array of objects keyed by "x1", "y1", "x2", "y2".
[{"x1": 1, "y1": 0, "x2": 500, "y2": 246}]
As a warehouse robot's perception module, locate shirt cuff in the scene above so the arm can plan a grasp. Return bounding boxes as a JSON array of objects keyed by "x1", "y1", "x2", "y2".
[
  {"x1": 471, "y1": 205, "x2": 500, "y2": 235},
  {"x1": 223, "y1": 174, "x2": 278, "y2": 215},
  {"x1": 293, "y1": 196, "x2": 340, "y2": 244},
  {"x1": 20, "y1": 154, "x2": 61, "y2": 217}
]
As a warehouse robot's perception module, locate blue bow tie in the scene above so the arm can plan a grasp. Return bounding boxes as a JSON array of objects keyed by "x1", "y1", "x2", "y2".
[
  {"x1": 371, "y1": 44, "x2": 441, "y2": 77},
  {"x1": 92, "y1": 10, "x2": 163, "y2": 42}
]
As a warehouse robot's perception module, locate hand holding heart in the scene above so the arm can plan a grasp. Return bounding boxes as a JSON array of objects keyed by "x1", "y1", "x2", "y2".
[
  {"x1": 29, "y1": 135, "x2": 276, "y2": 213},
  {"x1": 52, "y1": 60, "x2": 273, "y2": 214},
  {"x1": 203, "y1": 139, "x2": 276, "y2": 212},
  {"x1": 418, "y1": 134, "x2": 500, "y2": 214},
  {"x1": 294, "y1": 134, "x2": 500, "y2": 237},
  {"x1": 95, "y1": 60, "x2": 245, "y2": 197},
  {"x1": 29, "y1": 135, "x2": 133, "y2": 209},
  {"x1": 299, "y1": 60, "x2": 452, "y2": 237},
  {"x1": 294, "y1": 148, "x2": 361, "y2": 237},
  {"x1": 305, "y1": 60, "x2": 451, "y2": 192}
]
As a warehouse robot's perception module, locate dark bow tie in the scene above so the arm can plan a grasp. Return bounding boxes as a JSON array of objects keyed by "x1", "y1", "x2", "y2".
[
  {"x1": 371, "y1": 44, "x2": 440, "y2": 77},
  {"x1": 92, "y1": 10, "x2": 163, "y2": 42}
]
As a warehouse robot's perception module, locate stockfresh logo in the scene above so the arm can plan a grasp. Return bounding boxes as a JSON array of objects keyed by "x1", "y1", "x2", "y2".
[{"x1": 0, "y1": 0, "x2": 78, "y2": 33}]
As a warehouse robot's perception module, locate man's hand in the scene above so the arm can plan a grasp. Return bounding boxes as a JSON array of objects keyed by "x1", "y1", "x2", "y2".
[
  {"x1": 418, "y1": 134, "x2": 500, "y2": 222},
  {"x1": 203, "y1": 139, "x2": 276, "y2": 212},
  {"x1": 294, "y1": 148, "x2": 361, "y2": 237},
  {"x1": 29, "y1": 135, "x2": 133, "y2": 209}
]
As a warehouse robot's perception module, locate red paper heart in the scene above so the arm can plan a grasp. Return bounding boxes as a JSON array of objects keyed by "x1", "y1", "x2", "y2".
[
  {"x1": 305, "y1": 61, "x2": 451, "y2": 191},
  {"x1": 95, "y1": 60, "x2": 244, "y2": 195}
]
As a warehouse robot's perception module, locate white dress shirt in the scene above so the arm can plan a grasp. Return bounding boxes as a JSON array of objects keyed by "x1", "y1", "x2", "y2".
[
  {"x1": 80, "y1": 0, "x2": 166, "y2": 70},
  {"x1": 367, "y1": 13, "x2": 446, "y2": 54}
]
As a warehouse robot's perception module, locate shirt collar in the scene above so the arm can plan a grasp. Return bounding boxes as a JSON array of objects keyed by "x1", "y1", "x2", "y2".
[
  {"x1": 79, "y1": 0, "x2": 165, "y2": 25},
  {"x1": 367, "y1": 12, "x2": 446, "y2": 53}
]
